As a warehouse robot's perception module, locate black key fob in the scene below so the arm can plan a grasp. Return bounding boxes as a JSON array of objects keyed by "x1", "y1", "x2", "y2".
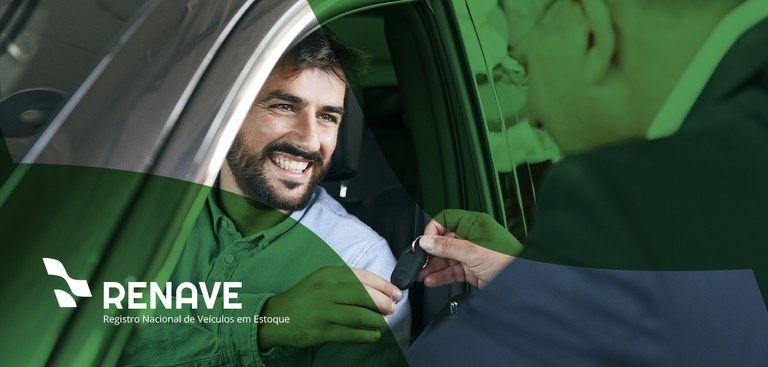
[{"x1": 391, "y1": 237, "x2": 429, "y2": 290}]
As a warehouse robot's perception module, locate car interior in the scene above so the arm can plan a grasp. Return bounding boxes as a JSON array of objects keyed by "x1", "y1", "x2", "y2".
[{"x1": 319, "y1": 3, "x2": 486, "y2": 342}]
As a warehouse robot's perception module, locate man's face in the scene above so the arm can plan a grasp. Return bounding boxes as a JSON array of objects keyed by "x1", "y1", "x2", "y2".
[
  {"x1": 505, "y1": 0, "x2": 608, "y2": 154},
  {"x1": 226, "y1": 64, "x2": 345, "y2": 211}
]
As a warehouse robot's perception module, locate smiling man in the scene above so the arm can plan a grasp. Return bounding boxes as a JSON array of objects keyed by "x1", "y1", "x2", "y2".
[
  {"x1": 122, "y1": 30, "x2": 410, "y2": 367},
  {"x1": 223, "y1": 66, "x2": 344, "y2": 216}
]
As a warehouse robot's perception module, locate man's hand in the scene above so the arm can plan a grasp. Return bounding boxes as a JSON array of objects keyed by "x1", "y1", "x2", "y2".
[
  {"x1": 417, "y1": 209, "x2": 523, "y2": 288},
  {"x1": 257, "y1": 266, "x2": 402, "y2": 350}
]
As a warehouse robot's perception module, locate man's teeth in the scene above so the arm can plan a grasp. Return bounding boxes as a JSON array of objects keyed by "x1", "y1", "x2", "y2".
[{"x1": 274, "y1": 157, "x2": 309, "y2": 173}]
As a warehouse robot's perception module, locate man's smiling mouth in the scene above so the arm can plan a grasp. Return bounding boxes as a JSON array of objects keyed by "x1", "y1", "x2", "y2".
[{"x1": 270, "y1": 155, "x2": 311, "y2": 174}]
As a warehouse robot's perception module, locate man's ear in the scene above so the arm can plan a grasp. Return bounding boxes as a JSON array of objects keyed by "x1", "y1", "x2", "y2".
[{"x1": 578, "y1": 0, "x2": 616, "y2": 84}]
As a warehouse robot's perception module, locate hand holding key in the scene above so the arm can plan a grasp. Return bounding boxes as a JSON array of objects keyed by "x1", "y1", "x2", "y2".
[{"x1": 416, "y1": 209, "x2": 523, "y2": 288}]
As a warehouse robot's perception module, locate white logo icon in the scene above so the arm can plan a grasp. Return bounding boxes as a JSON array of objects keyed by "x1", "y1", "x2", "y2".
[{"x1": 42, "y1": 258, "x2": 92, "y2": 308}]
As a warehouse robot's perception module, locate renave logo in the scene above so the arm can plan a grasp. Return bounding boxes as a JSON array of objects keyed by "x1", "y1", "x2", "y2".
[
  {"x1": 103, "y1": 281, "x2": 242, "y2": 310},
  {"x1": 43, "y1": 258, "x2": 242, "y2": 310},
  {"x1": 42, "y1": 258, "x2": 93, "y2": 308}
]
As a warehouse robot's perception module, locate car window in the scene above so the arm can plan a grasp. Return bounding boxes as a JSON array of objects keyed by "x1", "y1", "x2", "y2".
[
  {"x1": 452, "y1": 0, "x2": 561, "y2": 237},
  {"x1": 0, "y1": 1, "x2": 302, "y2": 365},
  {"x1": 0, "y1": 0, "x2": 149, "y2": 183}
]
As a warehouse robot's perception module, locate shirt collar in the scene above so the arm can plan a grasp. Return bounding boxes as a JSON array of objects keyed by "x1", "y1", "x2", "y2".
[
  {"x1": 646, "y1": 0, "x2": 768, "y2": 139},
  {"x1": 207, "y1": 188, "x2": 318, "y2": 246}
]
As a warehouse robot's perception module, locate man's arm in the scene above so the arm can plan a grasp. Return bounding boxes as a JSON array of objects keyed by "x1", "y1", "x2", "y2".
[
  {"x1": 310, "y1": 237, "x2": 412, "y2": 367},
  {"x1": 406, "y1": 157, "x2": 668, "y2": 366},
  {"x1": 119, "y1": 292, "x2": 272, "y2": 366},
  {"x1": 257, "y1": 266, "x2": 401, "y2": 350},
  {"x1": 121, "y1": 266, "x2": 402, "y2": 367},
  {"x1": 407, "y1": 258, "x2": 668, "y2": 366}
]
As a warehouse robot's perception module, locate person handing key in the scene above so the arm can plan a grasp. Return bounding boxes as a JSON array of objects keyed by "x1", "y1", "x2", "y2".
[
  {"x1": 416, "y1": 209, "x2": 523, "y2": 289},
  {"x1": 408, "y1": 0, "x2": 768, "y2": 365}
]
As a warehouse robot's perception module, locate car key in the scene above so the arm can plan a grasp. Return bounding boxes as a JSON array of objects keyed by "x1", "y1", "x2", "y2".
[{"x1": 390, "y1": 236, "x2": 429, "y2": 290}]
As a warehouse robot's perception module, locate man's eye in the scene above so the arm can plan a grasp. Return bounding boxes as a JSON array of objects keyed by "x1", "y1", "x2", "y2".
[
  {"x1": 270, "y1": 104, "x2": 294, "y2": 112},
  {"x1": 319, "y1": 114, "x2": 340, "y2": 125}
]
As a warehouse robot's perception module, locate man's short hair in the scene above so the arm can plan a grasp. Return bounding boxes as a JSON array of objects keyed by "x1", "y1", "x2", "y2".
[{"x1": 278, "y1": 28, "x2": 369, "y2": 86}]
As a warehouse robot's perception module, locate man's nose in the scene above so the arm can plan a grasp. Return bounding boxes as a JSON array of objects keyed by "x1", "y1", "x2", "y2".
[{"x1": 292, "y1": 111, "x2": 322, "y2": 153}]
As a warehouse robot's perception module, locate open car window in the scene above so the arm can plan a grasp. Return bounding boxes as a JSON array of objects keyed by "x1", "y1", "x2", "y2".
[{"x1": 452, "y1": 0, "x2": 561, "y2": 237}]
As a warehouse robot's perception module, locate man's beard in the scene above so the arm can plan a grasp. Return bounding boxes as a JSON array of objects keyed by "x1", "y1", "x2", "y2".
[{"x1": 226, "y1": 134, "x2": 328, "y2": 211}]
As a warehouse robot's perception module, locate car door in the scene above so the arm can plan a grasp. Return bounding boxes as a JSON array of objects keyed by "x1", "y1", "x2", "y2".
[{"x1": 0, "y1": 0, "x2": 317, "y2": 365}]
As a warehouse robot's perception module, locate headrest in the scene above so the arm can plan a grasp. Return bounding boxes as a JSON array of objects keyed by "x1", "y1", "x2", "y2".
[
  {"x1": 0, "y1": 88, "x2": 65, "y2": 161},
  {"x1": 324, "y1": 89, "x2": 364, "y2": 181}
]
